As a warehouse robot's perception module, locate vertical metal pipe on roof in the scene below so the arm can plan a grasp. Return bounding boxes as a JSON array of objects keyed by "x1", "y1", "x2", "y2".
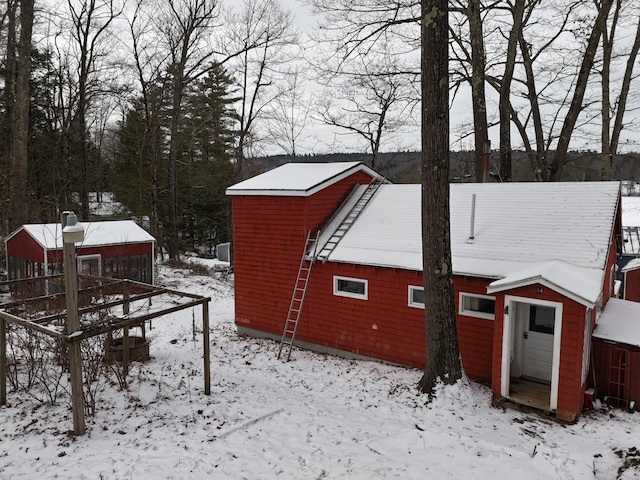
[{"x1": 469, "y1": 194, "x2": 476, "y2": 241}]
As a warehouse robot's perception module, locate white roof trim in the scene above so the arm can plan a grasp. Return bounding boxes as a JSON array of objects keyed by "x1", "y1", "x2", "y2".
[
  {"x1": 486, "y1": 260, "x2": 602, "y2": 308},
  {"x1": 226, "y1": 162, "x2": 382, "y2": 197}
]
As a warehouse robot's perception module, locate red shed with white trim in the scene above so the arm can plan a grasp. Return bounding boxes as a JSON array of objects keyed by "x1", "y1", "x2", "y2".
[
  {"x1": 5, "y1": 220, "x2": 155, "y2": 284},
  {"x1": 227, "y1": 163, "x2": 625, "y2": 421}
]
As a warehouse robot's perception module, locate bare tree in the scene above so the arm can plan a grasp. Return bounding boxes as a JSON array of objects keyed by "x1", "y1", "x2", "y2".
[
  {"x1": 264, "y1": 66, "x2": 314, "y2": 160},
  {"x1": 3, "y1": 0, "x2": 34, "y2": 232},
  {"x1": 122, "y1": 0, "x2": 170, "y2": 252},
  {"x1": 600, "y1": 1, "x2": 640, "y2": 180},
  {"x1": 450, "y1": 0, "x2": 490, "y2": 182},
  {"x1": 548, "y1": 0, "x2": 614, "y2": 180},
  {"x1": 496, "y1": 0, "x2": 524, "y2": 182},
  {"x1": 158, "y1": 0, "x2": 222, "y2": 259},
  {"x1": 66, "y1": 0, "x2": 123, "y2": 219},
  {"x1": 315, "y1": 47, "x2": 418, "y2": 169},
  {"x1": 419, "y1": 0, "x2": 462, "y2": 394},
  {"x1": 228, "y1": 0, "x2": 296, "y2": 176}
]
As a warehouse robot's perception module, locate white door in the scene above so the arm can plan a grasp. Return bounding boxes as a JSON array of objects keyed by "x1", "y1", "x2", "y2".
[{"x1": 522, "y1": 304, "x2": 555, "y2": 383}]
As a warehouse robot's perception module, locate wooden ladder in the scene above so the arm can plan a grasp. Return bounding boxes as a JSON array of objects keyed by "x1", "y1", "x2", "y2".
[
  {"x1": 316, "y1": 177, "x2": 384, "y2": 263},
  {"x1": 278, "y1": 231, "x2": 319, "y2": 361}
]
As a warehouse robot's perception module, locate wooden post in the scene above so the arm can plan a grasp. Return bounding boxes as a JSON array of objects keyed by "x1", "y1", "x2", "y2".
[
  {"x1": 62, "y1": 212, "x2": 86, "y2": 435},
  {"x1": 122, "y1": 327, "x2": 129, "y2": 383},
  {"x1": 0, "y1": 317, "x2": 6, "y2": 405},
  {"x1": 123, "y1": 282, "x2": 130, "y2": 315},
  {"x1": 203, "y1": 300, "x2": 210, "y2": 395}
]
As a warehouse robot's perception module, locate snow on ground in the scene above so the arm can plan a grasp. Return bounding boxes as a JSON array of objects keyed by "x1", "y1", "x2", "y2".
[
  {"x1": 1, "y1": 261, "x2": 640, "y2": 479},
  {"x1": 623, "y1": 196, "x2": 640, "y2": 227}
]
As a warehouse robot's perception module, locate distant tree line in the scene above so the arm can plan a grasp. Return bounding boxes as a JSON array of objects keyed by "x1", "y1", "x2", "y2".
[{"x1": 253, "y1": 150, "x2": 640, "y2": 184}]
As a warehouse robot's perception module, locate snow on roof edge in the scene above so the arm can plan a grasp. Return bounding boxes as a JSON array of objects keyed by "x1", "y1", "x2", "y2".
[{"x1": 226, "y1": 162, "x2": 383, "y2": 197}]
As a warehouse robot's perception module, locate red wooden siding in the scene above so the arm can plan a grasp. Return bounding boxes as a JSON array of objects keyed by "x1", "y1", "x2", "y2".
[
  {"x1": 454, "y1": 276, "x2": 495, "y2": 383},
  {"x1": 6, "y1": 230, "x2": 46, "y2": 263},
  {"x1": 623, "y1": 269, "x2": 640, "y2": 302},
  {"x1": 232, "y1": 171, "x2": 492, "y2": 382},
  {"x1": 232, "y1": 171, "x2": 376, "y2": 333},
  {"x1": 591, "y1": 338, "x2": 640, "y2": 412}
]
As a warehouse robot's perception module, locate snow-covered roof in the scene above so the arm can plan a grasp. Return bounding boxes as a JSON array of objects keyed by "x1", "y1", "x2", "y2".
[
  {"x1": 324, "y1": 181, "x2": 620, "y2": 305},
  {"x1": 622, "y1": 257, "x2": 640, "y2": 272},
  {"x1": 9, "y1": 220, "x2": 155, "y2": 250},
  {"x1": 226, "y1": 162, "x2": 381, "y2": 197},
  {"x1": 594, "y1": 298, "x2": 640, "y2": 347}
]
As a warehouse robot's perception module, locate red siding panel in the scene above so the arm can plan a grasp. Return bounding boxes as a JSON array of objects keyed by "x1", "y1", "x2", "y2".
[{"x1": 6, "y1": 229, "x2": 45, "y2": 262}]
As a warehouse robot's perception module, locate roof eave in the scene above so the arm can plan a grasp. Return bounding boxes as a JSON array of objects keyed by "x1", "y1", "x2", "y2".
[
  {"x1": 226, "y1": 162, "x2": 383, "y2": 197},
  {"x1": 487, "y1": 276, "x2": 597, "y2": 308}
]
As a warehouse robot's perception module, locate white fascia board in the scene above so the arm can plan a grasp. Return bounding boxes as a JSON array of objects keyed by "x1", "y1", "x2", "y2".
[
  {"x1": 226, "y1": 164, "x2": 382, "y2": 197},
  {"x1": 487, "y1": 276, "x2": 597, "y2": 308}
]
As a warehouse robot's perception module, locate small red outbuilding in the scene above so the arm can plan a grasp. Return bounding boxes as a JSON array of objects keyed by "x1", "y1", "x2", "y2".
[
  {"x1": 227, "y1": 162, "x2": 625, "y2": 422},
  {"x1": 5, "y1": 220, "x2": 155, "y2": 285}
]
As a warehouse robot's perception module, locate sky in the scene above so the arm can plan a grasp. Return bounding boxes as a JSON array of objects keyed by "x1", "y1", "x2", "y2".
[
  {"x1": 1, "y1": 259, "x2": 640, "y2": 479},
  {"x1": 272, "y1": 0, "x2": 640, "y2": 157}
]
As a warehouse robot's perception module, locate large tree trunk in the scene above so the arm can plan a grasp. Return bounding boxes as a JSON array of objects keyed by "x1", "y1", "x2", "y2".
[
  {"x1": 419, "y1": 0, "x2": 463, "y2": 394},
  {"x1": 5, "y1": 0, "x2": 34, "y2": 232},
  {"x1": 467, "y1": 0, "x2": 489, "y2": 183}
]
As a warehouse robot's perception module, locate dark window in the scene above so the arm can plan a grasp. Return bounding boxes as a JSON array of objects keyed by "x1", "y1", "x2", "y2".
[
  {"x1": 529, "y1": 305, "x2": 555, "y2": 334},
  {"x1": 334, "y1": 276, "x2": 367, "y2": 299}
]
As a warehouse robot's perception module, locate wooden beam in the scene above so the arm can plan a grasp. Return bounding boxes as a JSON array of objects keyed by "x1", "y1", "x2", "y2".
[
  {"x1": 0, "y1": 317, "x2": 6, "y2": 405},
  {"x1": 75, "y1": 297, "x2": 210, "y2": 341},
  {"x1": 0, "y1": 311, "x2": 67, "y2": 340},
  {"x1": 203, "y1": 299, "x2": 210, "y2": 395}
]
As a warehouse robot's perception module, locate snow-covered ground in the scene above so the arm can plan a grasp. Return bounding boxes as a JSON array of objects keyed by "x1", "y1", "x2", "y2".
[
  {"x1": 1, "y1": 261, "x2": 639, "y2": 479},
  {"x1": 623, "y1": 196, "x2": 640, "y2": 227}
]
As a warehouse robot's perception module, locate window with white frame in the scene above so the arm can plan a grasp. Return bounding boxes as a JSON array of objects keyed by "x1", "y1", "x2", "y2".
[
  {"x1": 333, "y1": 275, "x2": 368, "y2": 300},
  {"x1": 408, "y1": 285, "x2": 425, "y2": 308},
  {"x1": 77, "y1": 254, "x2": 101, "y2": 276},
  {"x1": 459, "y1": 293, "x2": 496, "y2": 320}
]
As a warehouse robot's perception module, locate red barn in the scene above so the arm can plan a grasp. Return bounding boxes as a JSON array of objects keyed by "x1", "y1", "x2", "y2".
[
  {"x1": 227, "y1": 162, "x2": 625, "y2": 422},
  {"x1": 5, "y1": 220, "x2": 155, "y2": 285}
]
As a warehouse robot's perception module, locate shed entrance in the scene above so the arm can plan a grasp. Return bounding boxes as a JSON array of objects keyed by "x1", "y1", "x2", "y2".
[{"x1": 501, "y1": 296, "x2": 563, "y2": 412}]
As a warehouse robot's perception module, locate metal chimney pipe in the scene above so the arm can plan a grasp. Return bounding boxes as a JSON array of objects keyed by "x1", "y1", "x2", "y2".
[{"x1": 469, "y1": 193, "x2": 476, "y2": 241}]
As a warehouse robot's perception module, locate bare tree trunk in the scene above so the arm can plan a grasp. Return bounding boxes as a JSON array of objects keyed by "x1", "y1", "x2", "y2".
[
  {"x1": 497, "y1": 0, "x2": 524, "y2": 183},
  {"x1": 419, "y1": 0, "x2": 462, "y2": 394},
  {"x1": 549, "y1": 0, "x2": 613, "y2": 181},
  {"x1": 467, "y1": 0, "x2": 489, "y2": 183},
  {"x1": 602, "y1": 3, "x2": 640, "y2": 180},
  {"x1": 6, "y1": 0, "x2": 34, "y2": 231},
  {"x1": 167, "y1": 61, "x2": 185, "y2": 260}
]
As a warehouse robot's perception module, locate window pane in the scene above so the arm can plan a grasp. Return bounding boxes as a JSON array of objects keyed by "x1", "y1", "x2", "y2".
[
  {"x1": 411, "y1": 288, "x2": 425, "y2": 305},
  {"x1": 529, "y1": 305, "x2": 555, "y2": 334},
  {"x1": 464, "y1": 295, "x2": 495, "y2": 314},
  {"x1": 337, "y1": 278, "x2": 365, "y2": 295}
]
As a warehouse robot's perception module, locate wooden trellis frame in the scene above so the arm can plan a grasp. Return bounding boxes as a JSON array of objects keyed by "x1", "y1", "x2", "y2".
[{"x1": 0, "y1": 274, "x2": 211, "y2": 433}]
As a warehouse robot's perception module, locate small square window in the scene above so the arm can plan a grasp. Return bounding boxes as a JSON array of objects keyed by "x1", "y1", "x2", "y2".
[
  {"x1": 334, "y1": 276, "x2": 368, "y2": 300},
  {"x1": 408, "y1": 285, "x2": 425, "y2": 309},
  {"x1": 459, "y1": 293, "x2": 495, "y2": 320}
]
